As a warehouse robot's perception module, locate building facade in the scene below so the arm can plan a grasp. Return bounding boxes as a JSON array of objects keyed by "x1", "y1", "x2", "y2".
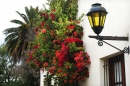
[{"x1": 78, "y1": 0, "x2": 130, "y2": 86}]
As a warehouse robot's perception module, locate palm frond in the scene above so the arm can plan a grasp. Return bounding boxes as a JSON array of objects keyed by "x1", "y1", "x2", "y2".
[
  {"x1": 25, "y1": 7, "x2": 30, "y2": 20},
  {"x1": 6, "y1": 38, "x2": 19, "y2": 53},
  {"x1": 5, "y1": 33, "x2": 18, "y2": 42},
  {"x1": 25, "y1": 6, "x2": 36, "y2": 27},
  {"x1": 10, "y1": 20, "x2": 25, "y2": 25},
  {"x1": 4, "y1": 27, "x2": 20, "y2": 34},
  {"x1": 16, "y1": 11, "x2": 29, "y2": 24}
]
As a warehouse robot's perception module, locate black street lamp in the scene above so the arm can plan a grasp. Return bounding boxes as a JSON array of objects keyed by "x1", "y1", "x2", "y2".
[
  {"x1": 86, "y1": 3, "x2": 129, "y2": 54},
  {"x1": 87, "y1": 3, "x2": 107, "y2": 35}
]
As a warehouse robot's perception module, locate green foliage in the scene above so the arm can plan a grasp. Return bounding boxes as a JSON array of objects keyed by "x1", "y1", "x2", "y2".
[
  {"x1": 0, "y1": 44, "x2": 40, "y2": 86},
  {"x1": 69, "y1": 42, "x2": 80, "y2": 53},
  {"x1": 48, "y1": 0, "x2": 78, "y2": 20},
  {"x1": 0, "y1": 44, "x2": 23, "y2": 86}
]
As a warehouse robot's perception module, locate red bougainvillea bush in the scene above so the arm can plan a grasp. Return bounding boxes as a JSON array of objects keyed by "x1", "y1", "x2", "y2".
[{"x1": 26, "y1": 0, "x2": 90, "y2": 86}]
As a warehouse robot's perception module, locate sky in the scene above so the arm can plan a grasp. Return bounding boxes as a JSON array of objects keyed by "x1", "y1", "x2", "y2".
[{"x1": 0, "y1": 0, "x2": 47, "y2": 45}]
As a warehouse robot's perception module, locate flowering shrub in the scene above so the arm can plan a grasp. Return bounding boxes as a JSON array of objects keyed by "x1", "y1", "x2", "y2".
[{"x1": 26, "y1": 0, "x2": 90, "y2": 86}]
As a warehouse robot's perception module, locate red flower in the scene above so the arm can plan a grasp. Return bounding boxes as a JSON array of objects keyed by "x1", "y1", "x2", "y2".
[
  {"x1": 62, "y1": 73, "x2": 68, "y2": 77},
  {"x1": 50, "y1": 13, "x2": 55, "y2": 21},
  {"x1": 41, "y1": 22, "x2": 45, "y2": 27},
  {"x1": 87, "y1": 60, "x2": 91, "y2": 64},
  {"x1": 64, "y1": 37, "x2": 83, "y2": 44},
  {"x1": 40, "y1": 12, "x2": 46, "y2": 17},
  {"x1": 55, "y1": 44, "x2": 69, "y2": 67},
  {"x1": 58, "y1": 62, "x2": 64, "y2": 67},
  {"x1": 55, "y1": 50, "x2": 60, "y2": 57},
  {"x1": 66, "y1": 66, "x2": 69, "y2": 69},
  {"x1": 49, "y1": 66, "x2": 55, "y2": 74},
  {"x1": 34, "y1": 60, "x2": 40, "y2": 67},
  {"x1": 67, "y1": 24, "x2": 75, "y2": 30},
  {"x1": 43, "y1": 62, "x2": 48, "y2": 67},
  {"x1": 76, "y1": 62, "x2": 84, "y2": 70},
  {"x1": 41, "y1": 13, "x2": 48, "y2": 19},
  {"x1": 27, "y1": 51, "x2": 33, "y2": 60},
  {"x1": 73, "y1": 31, "x2": 78, "y2": 37},
  {"x1": 64, "y1": 80, "x2": 67, "y2": 83},
  {"x1": 74, "y1": 51, "x2": 84, "y2": 62},
  {"x1": 41, "y1": 29, "x2": 46, "y2": 33},
  {"x1": 33, "y1": 44, "x2": 40, "y2": 49},
  {"x1": 34, "y1": 45, "x2": 38, "y2": 49},
  {"x1": 57, "y1": 69, "x2": 62, "y2": 73},
  {"x1": 74, "y1": 56, "x2": 84, "y2": 62}
]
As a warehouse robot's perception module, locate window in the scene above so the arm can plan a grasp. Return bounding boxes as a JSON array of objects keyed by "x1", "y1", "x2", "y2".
[{"x1": 103, "y1": 54, "x2": 126, "y2": 86}]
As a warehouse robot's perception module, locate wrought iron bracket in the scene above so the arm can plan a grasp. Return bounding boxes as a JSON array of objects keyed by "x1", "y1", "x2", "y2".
[
  {"x1": 88, "y1": 35, "x2": 129, "y2": 54},
  {"x1": 89, "y1": 35, "x2": 129, "y2": 41}
]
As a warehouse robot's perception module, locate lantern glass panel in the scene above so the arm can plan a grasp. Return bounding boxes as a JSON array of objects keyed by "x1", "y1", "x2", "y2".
[
  {"x1": 92, "y1": 12, "x2": 99, "y2": 26},
  {"x1": 100, "y1": 12, "x2": 107, "y2": 26},
  {"x1": 88, "y1": 16, "x2": 93, "y2": 27}
]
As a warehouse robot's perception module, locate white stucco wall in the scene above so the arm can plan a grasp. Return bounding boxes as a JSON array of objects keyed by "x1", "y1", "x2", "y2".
[{"x1": 78, "y1": 0, "x2": 130, "y2": 86}]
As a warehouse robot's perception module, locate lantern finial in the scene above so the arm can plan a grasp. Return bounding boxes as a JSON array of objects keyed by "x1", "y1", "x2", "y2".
[{"x1": 92, "y1": 3, "x2": 101, "y2": 6}]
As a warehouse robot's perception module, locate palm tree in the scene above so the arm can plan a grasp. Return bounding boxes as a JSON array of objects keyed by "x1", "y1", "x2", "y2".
[{"x1": 4, "y1": 6, "x2": 38, "y2": 61}]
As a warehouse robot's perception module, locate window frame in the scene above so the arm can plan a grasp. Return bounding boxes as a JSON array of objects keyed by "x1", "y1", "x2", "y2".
[{"x1": 103, "y1": 53, "x2": 126, "y2": 86}]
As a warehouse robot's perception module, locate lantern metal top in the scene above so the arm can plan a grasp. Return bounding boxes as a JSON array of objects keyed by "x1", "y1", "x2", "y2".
[{"x1": 87, "y1": 3, "x2": 107, "y2": 16}]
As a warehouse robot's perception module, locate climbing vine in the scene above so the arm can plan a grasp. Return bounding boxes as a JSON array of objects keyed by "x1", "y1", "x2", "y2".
[{"x1": 26, "y1": 0, "x2": 90, "y2": 86}]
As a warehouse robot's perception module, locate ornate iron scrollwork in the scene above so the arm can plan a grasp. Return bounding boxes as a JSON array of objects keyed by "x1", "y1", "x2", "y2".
[
  {"x1": 98, "y1": 41, "x2": 103, "y2": 46},
  {"x1": 89, "y1": 35, "x2": 129, "y2": 54}
]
